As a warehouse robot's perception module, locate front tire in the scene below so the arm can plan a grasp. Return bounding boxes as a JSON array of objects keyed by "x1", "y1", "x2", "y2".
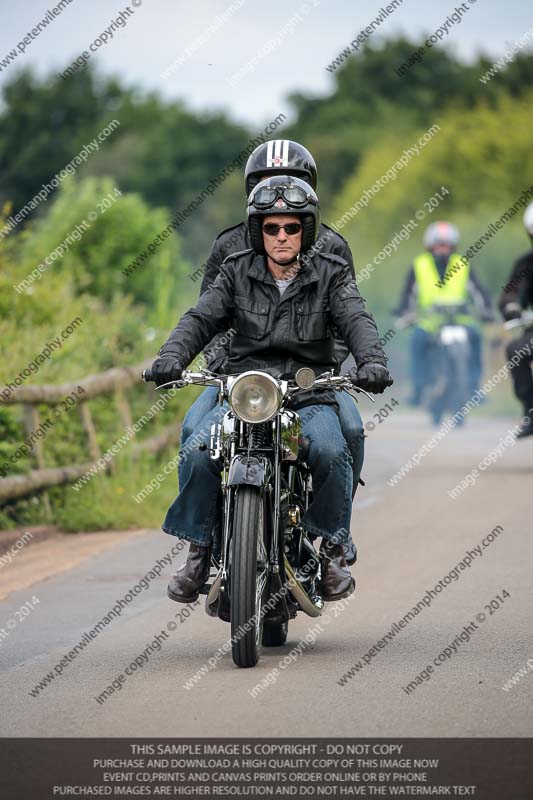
[
  {"x1": 447, "y1": 344, "x2": 470, "y2": 418},
  {"x1": 230, "y1": 486, "x2": 268, "y2": 667}
]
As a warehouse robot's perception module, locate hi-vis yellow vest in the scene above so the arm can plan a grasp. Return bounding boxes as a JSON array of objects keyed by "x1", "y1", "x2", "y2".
[{"x1": 413, "y1": 252, "x2": 470, "y2": 331}]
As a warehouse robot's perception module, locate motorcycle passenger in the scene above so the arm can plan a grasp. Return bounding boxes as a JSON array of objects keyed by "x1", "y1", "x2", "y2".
[
  {"x1": 150, "y1": 176, "x2": 393, "y2": 604},
  {"x1": 499, "y1": 202, "x2": 533, "y2": 438},
  {"x1": 395, "y1": 221, "x2": 492, "y2": 405},
  {"x1": 182, "y1": 140, "x2": 363, "y2": 566}
]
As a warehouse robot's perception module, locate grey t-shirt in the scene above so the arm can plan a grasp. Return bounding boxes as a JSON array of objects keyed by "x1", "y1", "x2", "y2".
[{"x1": 274, "y1": 274, "x2": 298, "y2": 296}]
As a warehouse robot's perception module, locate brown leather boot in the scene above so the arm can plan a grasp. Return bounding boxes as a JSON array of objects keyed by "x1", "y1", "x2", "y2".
[
  {"x1": 167, "y1": 543, "x2": 211, "y2": 603},
  {"x1": 320, "y1": 539, "x2": 355, "y2": 601}
]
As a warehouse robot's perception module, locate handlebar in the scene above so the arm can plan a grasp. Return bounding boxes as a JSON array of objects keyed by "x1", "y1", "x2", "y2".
[
  {"x1": 307, "y1": 374, "x2": 375, "y2": 403},
  {"x1": 396, "y1": 304, "x2": 494, "y2": 330},
  {"x1": 143, "y1": 368, "x2": 374, "y2": 402},
  {"x1": 143, "y1": 368, "x2": 223, "y2": 390},
  {"x1": 143, "y1": 368, "x2": 220, "y2": 384},
  {"x1": 504, "y1": 311, "x2": 533, "y2": 331}
]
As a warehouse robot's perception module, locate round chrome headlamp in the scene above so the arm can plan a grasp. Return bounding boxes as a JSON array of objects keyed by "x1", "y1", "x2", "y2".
[{"x1": 228, "y1": 372, "x2": 282, "y2": 424}]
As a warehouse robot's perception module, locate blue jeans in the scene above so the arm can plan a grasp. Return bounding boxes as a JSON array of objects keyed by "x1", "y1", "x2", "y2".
[
  {"x1": 336, "y1": 390, "x2": 364, "y2": 495},
  {"x1": 180, "y1": 386, "x2": 364, "y2": 493},
  {"x1": 163, "y1": 402, "x2": 353, "y2": 546}
]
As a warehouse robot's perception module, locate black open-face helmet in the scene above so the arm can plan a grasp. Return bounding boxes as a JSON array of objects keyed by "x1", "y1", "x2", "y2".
[
  {"x1": 247, "y1": 175, "x2": 320, "y2": 255},
  {"x1": 244, "y1": 140, "x2": 318, "y2": 196}
]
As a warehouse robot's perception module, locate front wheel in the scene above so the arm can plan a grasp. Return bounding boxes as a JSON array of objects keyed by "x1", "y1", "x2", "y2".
[
  {"x1": 447, "y1": 343, "x2": 470, "y2": 418},
  {"x1": 230, "y1": 486, "x2": 269, "y2": 667}
]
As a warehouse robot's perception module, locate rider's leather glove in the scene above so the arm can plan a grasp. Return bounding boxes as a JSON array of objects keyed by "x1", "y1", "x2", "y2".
[
  {"x1": 349, "y1": 363, "x2": 393, "y2": 394},
  {"x1": 151, "y1": 356, "x2": 184, "y2": 386},
  {"x1": 502, "y1": 303, "x2": 523, "y2": 322}
]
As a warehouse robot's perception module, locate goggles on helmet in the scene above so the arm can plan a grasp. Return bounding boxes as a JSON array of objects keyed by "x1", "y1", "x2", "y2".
[{"x1": 251, "y1": 184, "x2": 312, "y2": 210}]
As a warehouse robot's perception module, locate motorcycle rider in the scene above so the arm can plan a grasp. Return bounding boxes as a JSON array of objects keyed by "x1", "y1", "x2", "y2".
[
  {"x1": 182, "y1": 140, "x2": 363, "y2": 565},
  {"x1": 499, "y1": 202, "x2": 533, "y2": 438},
  {"x1": 150, "y1": 176, "x2": 393, "y2": 604},
  {"x1": 395, "y1": 221, "x2": 492, "y2": 405}
]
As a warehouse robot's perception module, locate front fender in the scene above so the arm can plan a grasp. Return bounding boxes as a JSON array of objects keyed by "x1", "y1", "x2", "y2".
[{"x1": 227, "y1": 455, "x2": 269, "y2": 487}]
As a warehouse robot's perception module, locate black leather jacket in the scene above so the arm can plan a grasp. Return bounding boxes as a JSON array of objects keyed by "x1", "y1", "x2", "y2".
[
  {"x1": 160, "y1": 249, "x2": 386, "y2": 408},
  {"x1": 200, "y1": 221, "x2": 356, "y2": 371},
  {"x1": 499, "y1": 249, "x2": 533, "y2": 314}
]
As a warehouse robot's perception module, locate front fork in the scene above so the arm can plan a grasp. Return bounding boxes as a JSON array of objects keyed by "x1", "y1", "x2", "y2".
[
  {"x1": 210, "y1": 415, "x2": 318, "y2": 619},
  {"x1": 211, "y1": 416, "x2": 281, "y2": 582}
]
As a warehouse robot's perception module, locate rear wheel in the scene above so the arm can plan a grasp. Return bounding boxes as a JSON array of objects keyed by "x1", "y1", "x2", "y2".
[
  {"x1": 230, "y1": 486, "x2": 269, "y2": 667},
  {"x1": 262, "y1": 622, "x2": 288, "y2": 647}
]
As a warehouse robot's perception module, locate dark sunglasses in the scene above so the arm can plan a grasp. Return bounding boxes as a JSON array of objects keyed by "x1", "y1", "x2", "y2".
[
  {"x1": 253, "y1": 185, "x2": 310, "y2": 209},
  {"x1": 262, "y1": 222, "x2": 302, "y2": 237}
]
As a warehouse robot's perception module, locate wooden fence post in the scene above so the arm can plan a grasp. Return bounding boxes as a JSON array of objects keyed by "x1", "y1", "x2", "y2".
[
  {"x1": 23, "y1": 405, "x2": 52, "y2": 516},
  {"x1": 78, "y1": 402, "x2": 101, "y2": 462}
]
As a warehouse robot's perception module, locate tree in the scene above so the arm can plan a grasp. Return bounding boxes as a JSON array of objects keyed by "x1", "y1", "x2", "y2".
[
  {"x1": 330, "y1": 92, "x2": 533, "y2": 317},
  {"x1": 0, "y1": 66, "x2": 251, "y2": 261},
  {"x1": 283, "y1": 36, "x2": 533, "y2": 205},
  {"x1": 0, "y1": 67, "x2": 127, "y2": 213}
]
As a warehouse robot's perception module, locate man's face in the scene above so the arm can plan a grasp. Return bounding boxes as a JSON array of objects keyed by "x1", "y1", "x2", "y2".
[
  {"x1": 431, "y1": 243, "x2": 453, "y2": 257},
  {"x1": 262, "y1": 214, "x2": 302, "y2": 264}
]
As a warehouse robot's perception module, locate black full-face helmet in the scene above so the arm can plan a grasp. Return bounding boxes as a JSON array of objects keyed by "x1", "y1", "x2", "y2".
[
  {"x1": 244, "y1": 140, "x2": 318, "y2": 196},
  {"x1": 246, "y1": 175, "x2": 320, "y2": 255}
]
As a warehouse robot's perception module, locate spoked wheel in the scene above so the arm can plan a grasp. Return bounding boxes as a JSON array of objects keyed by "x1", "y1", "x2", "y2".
[
  {"x1": 262, "y1": 621, "x2": 288, "y2": 647},
  {"x1": 230, "y1": 486, "x2": 269, "y2": 667}
]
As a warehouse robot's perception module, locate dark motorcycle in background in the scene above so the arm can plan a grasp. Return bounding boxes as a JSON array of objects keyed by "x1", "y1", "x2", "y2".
[
  {"x1": 143, "y1": 366, "x2": 369, "y2": 668},
  {"x1": 397, "y1": 303, "x2": 477, "y2": 425}
]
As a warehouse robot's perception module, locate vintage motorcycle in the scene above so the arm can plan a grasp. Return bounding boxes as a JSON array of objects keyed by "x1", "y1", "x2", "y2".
[
  {"x1": 398, "y1": 303, "x2": 477, "y2": 425},
  {"x1": 143, "y1": 366, "x2": 367, "y2": 668}
]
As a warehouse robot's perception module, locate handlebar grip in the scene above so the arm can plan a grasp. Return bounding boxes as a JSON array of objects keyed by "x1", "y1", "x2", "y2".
[{"x1": 143, "y1": 367, "x2": 154, "y2": 382}]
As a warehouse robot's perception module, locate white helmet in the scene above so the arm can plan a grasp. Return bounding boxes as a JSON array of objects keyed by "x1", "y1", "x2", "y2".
[
  {"x1": 523, "y1": 202, "x2": 533, "y2": 236},
  {"x1": 423, "y1": 221, "x2": 459, "y2": 250}
]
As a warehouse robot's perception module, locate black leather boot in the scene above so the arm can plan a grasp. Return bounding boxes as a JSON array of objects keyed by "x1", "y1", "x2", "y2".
[
  {"x1": 167, "y1": 543, "x2": 211, "y2": 603},
  {"x1": 320, "y1": 539, "x2": 355, "y2": 601}
]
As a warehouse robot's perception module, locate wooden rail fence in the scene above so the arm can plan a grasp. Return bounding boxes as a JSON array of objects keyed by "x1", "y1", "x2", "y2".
[{"x1": 0, "y1": 360, "x2": 179, "y2": 502}]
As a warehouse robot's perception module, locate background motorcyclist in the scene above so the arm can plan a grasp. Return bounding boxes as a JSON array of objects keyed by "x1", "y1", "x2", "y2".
[
  {"x1": 150, "y1": 176, "x2": 392, "y2": 604},
  {"x1": 498, "y1": 202, "x2": 533, "y2": 438},
  {"x1": 395, "y1": 221, "x2": 493, "y2": 405},
  {"x1": 182, "y1": 139, "x2": 365, "y2": 565}
]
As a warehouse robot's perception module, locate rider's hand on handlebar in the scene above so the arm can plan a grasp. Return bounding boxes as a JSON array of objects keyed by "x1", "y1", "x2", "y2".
[
  {"x1": 150, "y1": 356, "x2": 184, "y2": 386},
  {"x1": 349, "y1": 363, "x2": 393, "y2": 394}
]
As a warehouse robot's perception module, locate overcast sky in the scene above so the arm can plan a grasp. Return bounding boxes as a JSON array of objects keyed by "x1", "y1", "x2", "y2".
[{"x1": 1, "y1": 0, "x2": 531, "y2": 128}]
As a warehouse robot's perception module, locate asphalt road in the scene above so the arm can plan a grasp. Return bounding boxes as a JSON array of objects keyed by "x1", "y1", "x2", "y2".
[{"x1": 1, "y1": 410, "x2": 532, "y2": 737}]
